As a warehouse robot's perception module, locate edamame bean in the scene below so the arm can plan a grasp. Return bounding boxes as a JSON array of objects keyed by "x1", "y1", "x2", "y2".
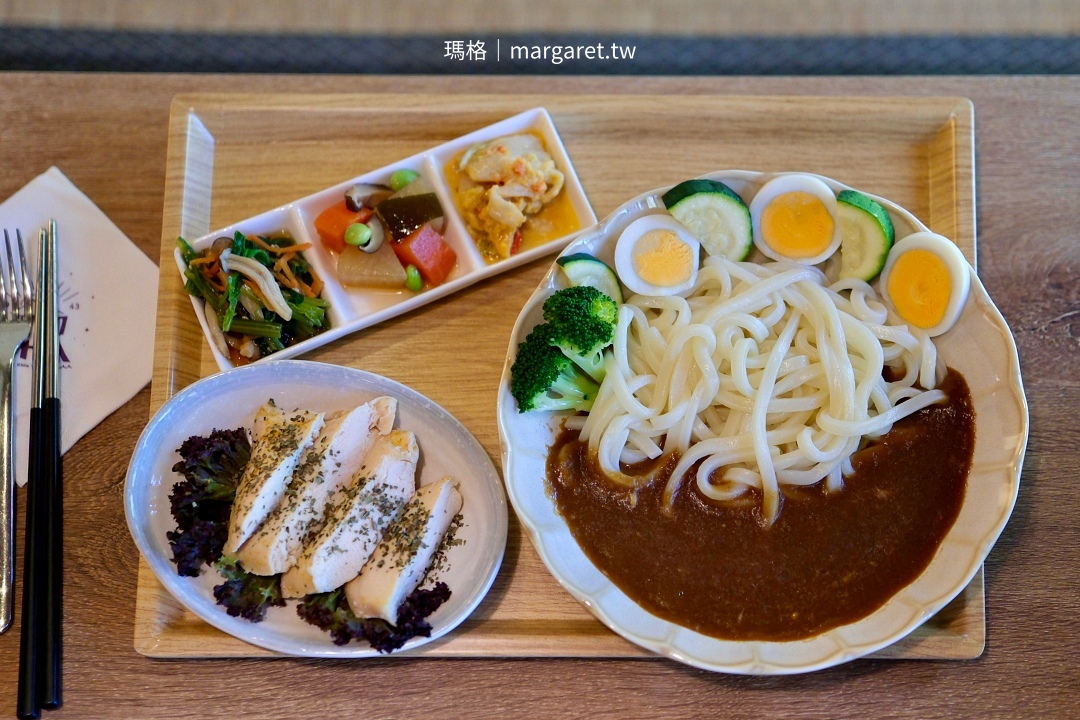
[
  {"x1": 405, "y1": 264, "x2": 423, "y2": 292},
  {"x1": 389, "y1": 169, "x2": 420, "y2": 192},
  {"x1": 344, "y1": 222, "x2": 373, "y2": 247}
]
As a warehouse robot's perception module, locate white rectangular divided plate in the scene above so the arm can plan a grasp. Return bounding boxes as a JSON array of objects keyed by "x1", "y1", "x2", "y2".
[{"x1": 174, "y1": 107, "x2": 597, "y2": 371}]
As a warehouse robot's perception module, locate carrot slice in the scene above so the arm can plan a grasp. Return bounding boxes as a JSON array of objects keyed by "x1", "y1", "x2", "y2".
[
  {"x1": 314, "y1": 202, "x2": 374, "y2": 254},
  {"x1": 392, "y1": 223, "x2": 457, "y2": 286},
  {"x1": 207, "y1": 268, "x2": 228, "y2": 292},
  {"x1": 306, "y1": 265, "x2": 324, "y2": 297},
  {"x1": 274, "y1": 256, "x2": 301, "y2": 290},
  {"x1": 229, "y1": 347, "x2": 253, "y2": 366},
  {"x1": 247, "y1": 234, "x2": 312, "y2": 255}
]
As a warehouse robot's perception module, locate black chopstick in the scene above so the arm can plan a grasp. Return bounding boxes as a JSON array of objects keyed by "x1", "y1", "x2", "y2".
[
  {"x1": 16, "y1": 400, "x2": 42, "y2": 720},
  {"x1": 38, "y1": 387, "x2": 61, "y2": 710},
  {"x1": 37, "y1": 219, "x2": 61, "y2": 711},
  {"x1": 16, "y1": 221, "x2": 62, "y2": 718}
]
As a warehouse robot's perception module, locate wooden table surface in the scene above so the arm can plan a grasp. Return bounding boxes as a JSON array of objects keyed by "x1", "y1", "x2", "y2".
[{"x1": 0, "y1": 73, "x2": 1075, "y2": 719}]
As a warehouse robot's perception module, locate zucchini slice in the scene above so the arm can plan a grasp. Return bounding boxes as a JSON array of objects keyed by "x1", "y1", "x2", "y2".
[
  {"x1": 661, "y1": 179, "x2": 753, "y2": 261},
  {"x1": 556, "y1": 253, "x2": 623, "y2": 303},
  {"x1": 837, "y1": 189, "x2": 895, "y2": 282}
]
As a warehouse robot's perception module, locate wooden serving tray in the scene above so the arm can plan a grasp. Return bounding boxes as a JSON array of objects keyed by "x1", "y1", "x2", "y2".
[{"x1": 137, "y1": 93, "x2": 982, "y2": 660}]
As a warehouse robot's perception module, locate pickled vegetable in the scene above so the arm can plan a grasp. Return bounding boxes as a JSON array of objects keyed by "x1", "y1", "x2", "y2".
[
  {"x1": 336, "y1": 241, "x2": 408, "y2": 289},
  {"x1": 391, "y1": 175, "x2": 436, "y2": 199},
  {"x1": 404, "y1": 264, "x2": 423, "y2": 292},
  {"x1": 390, "y1": 169, "x2": 420, "y2": 191},
  {"x1": 376, "y1": 193, "x2": 445, "y2": 242},
  {"x1": 316, "y1": 202, "x2": 373, "y2": 254},
  {"x1": 344, "y1": 223, "x2": 372, "y2": 248},
  {"x1": 392, "y1": 224, "x2": 457, "y2": 286},
  {"x1": 344, "y1": 183, "x2": 392, "y2": 212}
]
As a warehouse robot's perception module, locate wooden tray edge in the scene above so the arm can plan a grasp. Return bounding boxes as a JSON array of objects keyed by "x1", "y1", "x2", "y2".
[
  {"x1": 134, "y1": 558, "x2": 984, "y2": 660},
  {"x1": 136, "y1": 92, "x2": 984, "y2": 662}
]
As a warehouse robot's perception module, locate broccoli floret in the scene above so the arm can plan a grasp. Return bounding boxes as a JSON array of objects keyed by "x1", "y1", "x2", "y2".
[
  {"x1": 542, "y1": 285, "x2": 618, "y2": 382},
  {"x1": 212, "y1": 555, "x2": 286, "y2": 622},
  {"x1": 510, "y1": 323, "x2": 601, "y2": 413}
]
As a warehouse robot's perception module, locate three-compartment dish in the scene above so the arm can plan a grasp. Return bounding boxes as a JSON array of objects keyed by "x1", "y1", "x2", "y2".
[{"x1": 173, "y1": 107, "x2": 595, "y2": 371}]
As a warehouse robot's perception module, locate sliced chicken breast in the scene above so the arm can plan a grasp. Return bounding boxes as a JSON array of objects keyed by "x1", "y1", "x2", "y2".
[
  {"x1": 236, "y1": 397, "x2": 397, "y2": 575},
  {"x1": 345, "y1": 476, "x2": 462, "y2": 625},
  {"x1": 225, "y1": 402, "x2": 324, "y2": 554},
  {"x1": 280, "y1": 429, "x2": 418, "y2": 598}
]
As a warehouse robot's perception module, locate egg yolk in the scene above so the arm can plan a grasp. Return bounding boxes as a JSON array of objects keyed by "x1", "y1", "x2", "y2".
[
  {"x1": 633, "y1": 229, "x2": 693, "y2": 287},
  {"x1": 886, "y1": 249, "x2": 951, "y2": 329},
  {"x1": 761, "y1": 192, "x2": 835, "y2": 259}
]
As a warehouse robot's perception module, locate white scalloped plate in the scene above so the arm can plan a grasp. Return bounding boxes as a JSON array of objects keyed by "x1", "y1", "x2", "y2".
[
  {"x1": 126, "y1": 360, "x2": 508, "y2": 657},
  {"x1": 496, "y1": 171, "x2": 1028, "y2": 674}
]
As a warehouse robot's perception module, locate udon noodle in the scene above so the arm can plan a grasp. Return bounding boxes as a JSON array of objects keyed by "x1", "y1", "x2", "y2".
[{"x1": 572, "y1": 254, "x2": 946, "y2": 526}]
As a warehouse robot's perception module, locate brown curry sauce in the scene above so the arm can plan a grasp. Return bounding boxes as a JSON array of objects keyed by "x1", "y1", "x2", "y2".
[{"x1": 547, "y1": 369, "x2": 975, "y2": 642}]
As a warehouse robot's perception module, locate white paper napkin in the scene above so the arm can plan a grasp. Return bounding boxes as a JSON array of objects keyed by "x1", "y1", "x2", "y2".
[{"x1": 0, "y1": 167, "x2": 158, "y2": 485}]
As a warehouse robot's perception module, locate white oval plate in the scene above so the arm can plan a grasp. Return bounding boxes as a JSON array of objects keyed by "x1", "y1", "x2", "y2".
[
  {"x1": 497, "y1": 171, "x2": 1028, "y2": 674},
  {"x1": 126, "y1": 360, "x2": 508, "y2": 657}
]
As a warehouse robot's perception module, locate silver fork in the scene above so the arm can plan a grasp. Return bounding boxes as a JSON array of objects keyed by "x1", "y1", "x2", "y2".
[{"x1": 0, "y1": 229, "x2": 33, "y2": 634}]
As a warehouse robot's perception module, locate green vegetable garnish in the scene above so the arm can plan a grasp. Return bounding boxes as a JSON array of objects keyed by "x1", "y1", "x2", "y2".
[
  {"x1": 178, "y1": 229, "x2": 331, "y2": 360},
  {"x1": 220, "y1": 273, "x2": 241, "y2": 332},
  {"x1": 404, "y1": 264, "x2": 423, "y2": 292},
  {"x1": 509, "y1": 285, "x2": 619, "y2": 413},
  {"x1": 510, "y1": 323, "x2": 601, "y2": 414},
  {"x1": 166, "y1": 428, "x2": 250, "y2": 577},
  {"x1": 213, "y1": 555, "x2": 286, "y2": 622},
  {"x1": 556, "y1": 254, "x2": 623, "y2": 304},
  {"x1": 178, "y1": 238, "x2": 225, "y2": 314},
  {"x1": 227, "y1": 318, "x2": 282, "y2": 339},
  {"x1": 837, "y1": 189, "x2": 895, "y2": 282},
  {"x1": 389, "y1": 168, "x2": 420, "y2": 192},
  {"x1": 541, "y1": 285, "x2": 618, "y2": 383},
  {"x1": 285, "y1": 293, "x2": 330, "y2": 340},
  {"x1": 344, "y1": 223, "x2": 373, "y2": 247},
  {"x1": 296, "y1": 582, "x2": 451, "y2": 652},
  {"x1": 176, "y1": 236, "x2": 199, "y2": 264},
  {"x1": 231, "y1": 231, "x2": 272, "y2": 266}
]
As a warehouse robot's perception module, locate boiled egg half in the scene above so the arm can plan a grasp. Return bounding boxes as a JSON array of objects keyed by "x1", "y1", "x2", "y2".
[
  {"x1": 750, "y1": 174, "x2": 841, "y2": 265},
  {"x1": 880, "y1": 231, "x2": 971, "y2": 337},
  {"x1": 614, "y1": 214, "x2": 700, "y2": 297}
]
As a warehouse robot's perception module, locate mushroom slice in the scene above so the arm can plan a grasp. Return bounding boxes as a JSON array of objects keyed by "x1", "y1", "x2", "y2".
[{"x1": 345, "y1": 183, "x2": 392, "y2": 212}]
